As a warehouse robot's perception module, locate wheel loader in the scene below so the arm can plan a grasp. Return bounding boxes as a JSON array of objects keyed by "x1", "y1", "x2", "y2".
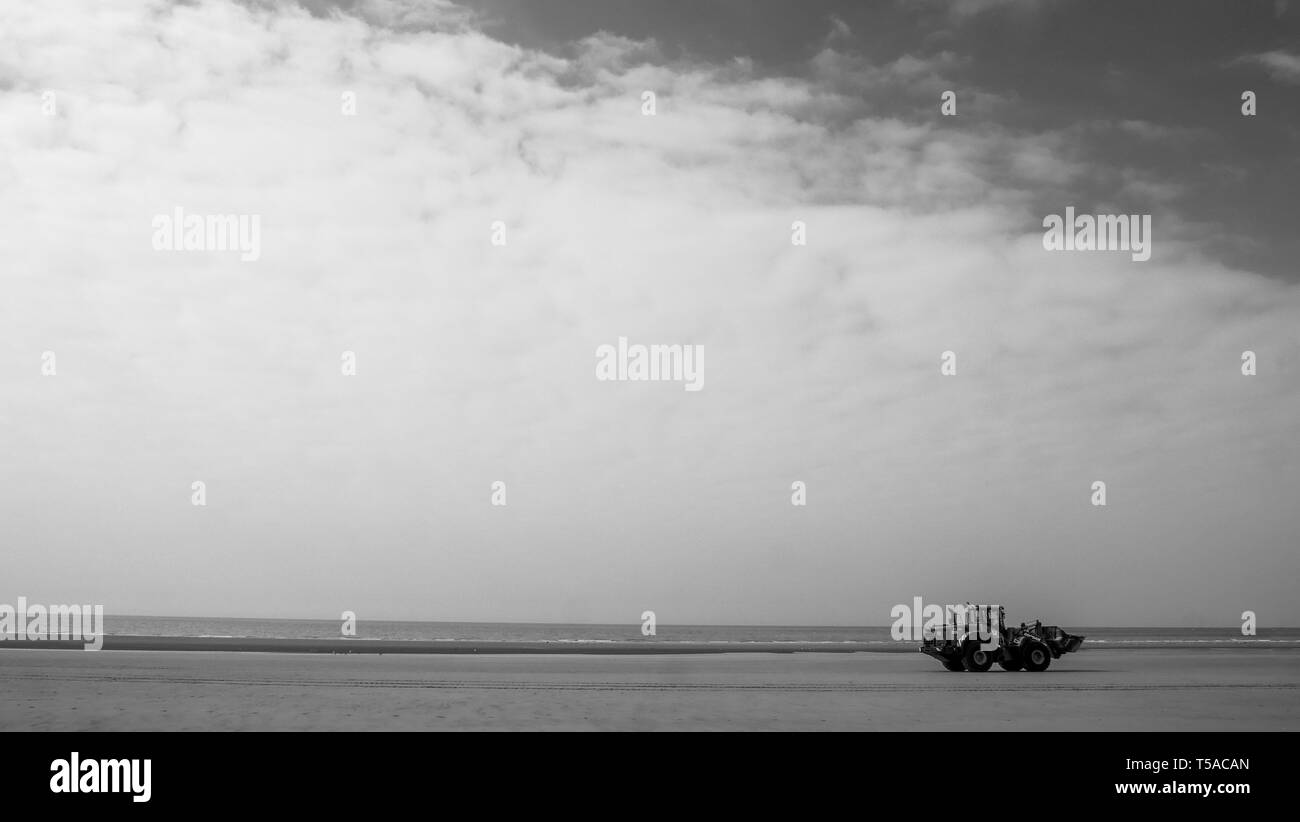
[{"x1": 919, "y1": 604, "x2": 1084, "y2": 672}]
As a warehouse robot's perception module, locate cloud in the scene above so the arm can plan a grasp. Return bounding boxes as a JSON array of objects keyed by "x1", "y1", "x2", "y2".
[
  {"x1": 1234, "y1": 50, "x2": 1300, "y2": 84},
  {"x1": 1114, "y1": 119, "x2": 1196, "y2": 141},
  {"x1": 353, "y1": 0, "x2": 482, "y2": 32},
  {"x1": 916, "y1": 0, "x2": 1056, "y2": 22},
  {"x1": 0, "y1": 0, "x2": 1296, "y2": 623},
  {"x1": 825, "y1": 15, "x2": 853, "y2": 44}
]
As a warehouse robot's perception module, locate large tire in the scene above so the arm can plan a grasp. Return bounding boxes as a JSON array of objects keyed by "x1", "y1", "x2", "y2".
[
  {"x1": 962, "y1": 644, "x2": 994, "y2": 672},
  {"x1": 1021, "y1": 642, "x2": 1051, "y2": 672},
  {"x1": 997, "y1": 657, "x2": 1023, "y2": 671},
  {"x1": 942, "y1": 659, "x2": 966, "y2": 672}
]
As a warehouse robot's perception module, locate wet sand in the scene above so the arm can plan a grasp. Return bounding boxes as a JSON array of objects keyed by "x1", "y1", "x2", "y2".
[
  {"x1": 1, "y1": 635, "x2": 913, "y2": 654},
  {"x1": 2, "y1": 647, "x2": 1296, "y2": 730}
]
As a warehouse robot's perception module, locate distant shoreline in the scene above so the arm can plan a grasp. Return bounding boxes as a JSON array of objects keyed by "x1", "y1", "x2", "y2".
[{"x1": 2, "y1": 635, "x2": 1298, "y2": 655}]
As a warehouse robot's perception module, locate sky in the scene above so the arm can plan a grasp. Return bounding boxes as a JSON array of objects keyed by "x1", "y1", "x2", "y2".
[{"x1": 0, "y1": 0, "x2": 1297, "y2": 627}]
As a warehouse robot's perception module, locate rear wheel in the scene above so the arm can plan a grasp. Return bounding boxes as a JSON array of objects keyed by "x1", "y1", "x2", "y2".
[
  {"x1": 962, "y1": 645, "x2": 994, "y2": 672},
  {"x1": 941, "y1": 659, "x2": 965, "y2": 672},
  {"x1": 1021, "y1": 642, "x2": 1051, "y2": 672},
  {"x1": 997, "y1": 657, "x2": 1023, "y2": 671}
]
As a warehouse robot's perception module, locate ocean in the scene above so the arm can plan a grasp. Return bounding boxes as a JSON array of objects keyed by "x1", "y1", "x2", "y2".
[{"x1": 101, "y1": 616, "x2": 1300, "y2": 648}]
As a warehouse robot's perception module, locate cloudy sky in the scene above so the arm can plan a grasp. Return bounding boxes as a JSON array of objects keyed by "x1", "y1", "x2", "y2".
[{"x1": 1, "y1": 0, "x2": 1297, "y2": 626}]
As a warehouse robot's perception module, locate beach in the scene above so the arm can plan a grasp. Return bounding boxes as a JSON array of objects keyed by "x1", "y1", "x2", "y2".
[{"x1": 2, "y1": 646, "x2": 1296, "y2": 731}]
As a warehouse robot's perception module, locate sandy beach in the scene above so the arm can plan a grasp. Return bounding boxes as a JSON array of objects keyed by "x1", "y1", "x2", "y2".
[{"x1": 2, "y1": 647, "x2": 1296, "y2": 731}]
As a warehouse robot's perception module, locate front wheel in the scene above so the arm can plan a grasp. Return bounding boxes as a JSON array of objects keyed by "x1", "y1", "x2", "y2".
[
  {"x1": 962, "y1": 645, "x2": 994, "y2": 672},
  {"x1": 1021, "y1": 642, "x2": 1051, "y2": 672}
]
